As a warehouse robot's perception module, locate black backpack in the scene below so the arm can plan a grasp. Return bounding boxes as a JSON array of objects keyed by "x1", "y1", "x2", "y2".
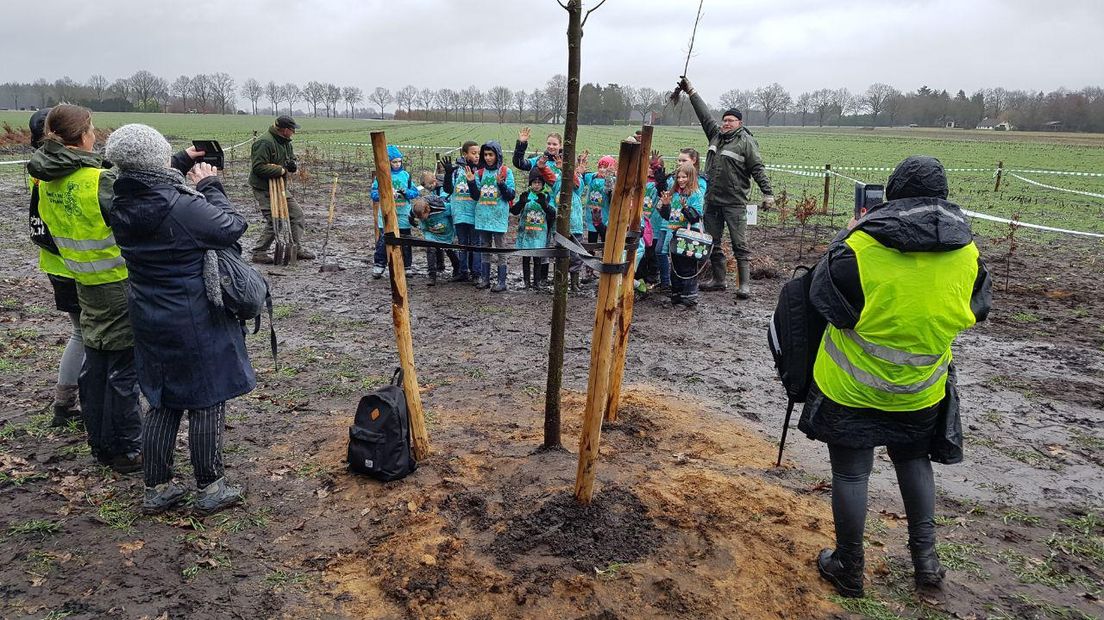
[
  {"x1": 347, "y1": 369, "x2": 417, "y2": 482},
  {"x1": 767, "y1": 266, "x2": 827, "y2": 403}
]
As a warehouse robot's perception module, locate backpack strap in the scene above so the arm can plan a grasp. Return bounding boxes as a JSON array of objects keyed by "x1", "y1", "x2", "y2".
[{"x1": 391, "y1": 367, "x2": 403, "y2": 387}]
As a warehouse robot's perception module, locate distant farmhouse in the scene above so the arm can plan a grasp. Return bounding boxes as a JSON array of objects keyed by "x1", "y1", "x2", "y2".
[{"x1": 977, "y1": 118, "x2": 1014, "y2": 131}]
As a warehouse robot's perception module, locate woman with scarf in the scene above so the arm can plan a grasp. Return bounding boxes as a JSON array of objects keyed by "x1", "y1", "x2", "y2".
[{"x1": 105, "y1": 124, "x2": 255, "y2": 516}]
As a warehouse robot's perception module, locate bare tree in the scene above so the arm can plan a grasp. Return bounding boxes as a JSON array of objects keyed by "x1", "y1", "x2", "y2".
[
  {"x1": 463, "y1": 85, "x2": 485, "y2": 122},
  {"x1": 457, "y1": 86, "x2": 474, "y2": 121},
  {"x1": 528, "y1": 88, "x2": 547, "y2": 123},
  {"x1": 171, "y1": 75, "x2": 192, "y2": 112},
  {"x1": 753, "y1": 83, "x2": 791, "y2": 126},
  {"x1": 265, "y1": 81, "x2": 281, "y2": 116},
  {"x1": 544, "y1": 74, "x2": 567, "y2": 123},
  {"x1": 831, "y1": 87, "x2": 853, "y2": 126},
  {"x1": 417, "y1": 88, "x2": 435, "y2": 120},
  {"x1": 795, "y1": 92, "x2": 813, "y2": 126},
  {"x1": 488, "y1": 85, "x2": 512, "y2": 123},
  {"x1": 54, "y1": 76, "x2": 77, "y2": 103},
  {"x1": 719, "y1": 88, "x2": 753, "y2": 114},
  {"x1": 342, "y1": 86, "x2": 363, "y2": 118},
  {"x1": 985, "y1": 87, "x2": 1009, "y2": 119},
  {"x1": 2, "y1": 82, "x2": 24, "y2": 109},
  {"x1": 211, "y1": 72, "x2": 236, "y2": 114},
  {"x1": 242, "y1": 78, "x2": 263, "y2": 114},
  {"x1": 129, "y1": 70, "x2": 163, "y2": 111},
  {"x1": 370, "y1": 87, "x2": 393, "y2": 119},
  {"x1": 282, "y1": 83, "x2": 301, "y2": 116},
  {"x1": 811, "y1": 88, "x2": 833, "y2": 126},
  {"x1": 87, "y1": 74, "x2": 108, "y2": 102},
  {"x1": 325, "y1": 84, "x2": 342, "y2": 118},
  {"x1": 395, "y1": 85, "x2": 418, "y2": 119},
  {"x1": 191, "y1": 74, "x2": 212, "y2": 113},
  {"x1": 302, "y1": 81, "x2": 324, "y2": 117},
  {"x1": 434, "y1": 89, "x2": 454, "y2": 121},
  {"x1": 110, "y1": 78, "x2": 130, "y2": 104},
  {"x1": 636, "y1": 86, "x2": 660, "y2": 122},
  {"x1": 514, "y1": 88, "x2": 527, "y2": 122},
  {"x1": 33, "y1": 79, "x2": 51, "y2": 107},
  {"x1": 861, "y1": 82, "x2": 896, "y2": 126}
]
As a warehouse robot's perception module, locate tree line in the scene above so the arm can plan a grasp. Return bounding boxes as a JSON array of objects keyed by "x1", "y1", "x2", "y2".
[{"x1": 3, "y1": 71, "x2": 1103, "y2": 132}]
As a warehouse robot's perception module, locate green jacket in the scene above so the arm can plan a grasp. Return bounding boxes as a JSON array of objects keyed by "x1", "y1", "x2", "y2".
[
  {"x1": 27, "y1": 139, "x2": 133, "y2": 350},
  {"x1": 249, "y1": 125, "x2": 294, "y2": 191},
  {"x1": 688, "y1": 91, "x2": 772, "y2": 208}
]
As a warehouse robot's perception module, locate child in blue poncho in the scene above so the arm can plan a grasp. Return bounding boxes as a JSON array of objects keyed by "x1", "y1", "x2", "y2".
[
  {"x1": 371, "y1": 145, "x2": 420, "y2": 279},
  {"x1": 409, "y1": 191, "x2": 458, "y2": 286},
  {"x1": 441, "y1": 140, "x2": 481, "y2": 282},
  {"x1": 659, "y1": 163, "x2": 706, "y2": 307},
  {"x1": 510, "y1": 168, "x2": 556, "y2": 290},
  {"x1": 466, "y1": 141, "x2": 515, "y2": 293}
]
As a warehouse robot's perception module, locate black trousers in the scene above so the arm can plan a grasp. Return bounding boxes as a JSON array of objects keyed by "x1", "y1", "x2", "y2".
[
  {"x1": 80, "y1": 346, "x2": 142, "y2": 460},
  {"x1": 143, "y1": 402, "x2": 227, "y2": 488}
]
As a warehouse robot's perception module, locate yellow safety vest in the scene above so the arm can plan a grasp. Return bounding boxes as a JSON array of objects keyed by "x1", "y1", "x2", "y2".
[
  {"x1": 813, "y1": 229, "x2": 978, "y2": 411},
  {"x1": 29, "y1": 175, "x2": 75, "y2": 278},
  {"x1": 37, "y1": 167, "x2": 127, "y2": 286}
]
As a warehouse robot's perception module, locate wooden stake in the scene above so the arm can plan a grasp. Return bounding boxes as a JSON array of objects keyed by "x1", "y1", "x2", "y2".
[
  {"x1": 574, "y1": 140, "x2": 642, "y2": 504},
  {"x1": 605, "y1": 125, "x2": 654, "y2": 422},
  {"x1": 822, "y1": 163, "x2": 831, "y2": 214},
  {"x1": 370, "y1": 131, "x2": 430, "y2": 461},
  {"x1": 994, "y1": 160, "x2": 1003, "y2": 192}
]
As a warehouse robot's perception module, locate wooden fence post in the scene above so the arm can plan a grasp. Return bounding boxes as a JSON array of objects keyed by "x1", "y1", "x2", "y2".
[
  {"x1": 822, "y1": 163, "x2": 832, "y2": 214},
  {"x1": 575, "y1": 140, "x2": 642, "y2": 504},
  {"x1": 994, "y1": 161, "x2": 1004, "y2": 192},
  {"x1": 370, "y1": 131, "x2": 430, "y2": 461},
  {"x1": 605, "y1": 126, "x2": 654, "y2": 422}
]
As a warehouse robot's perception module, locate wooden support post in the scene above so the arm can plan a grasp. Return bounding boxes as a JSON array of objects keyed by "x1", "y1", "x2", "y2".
[
  {"x1": 822, "y1": 164, "x2": 832, "y2": 214},
  {"x1": 575, "y1": 140, "x2": 642, "y2": 504},
  {"x1": 370, "y1": 131, "x2": 430, "y2": 461},
  {"x1": 994, "y1": 160, "x2": 1003, "y2": 192},
  {"x1": 605, "y1": 126, "x2": 654, "y2": 423}
]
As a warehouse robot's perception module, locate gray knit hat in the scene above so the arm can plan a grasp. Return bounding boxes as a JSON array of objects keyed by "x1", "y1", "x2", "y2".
[{"x1": 104, "y1": 123, "x2": 172, "y2": 171}]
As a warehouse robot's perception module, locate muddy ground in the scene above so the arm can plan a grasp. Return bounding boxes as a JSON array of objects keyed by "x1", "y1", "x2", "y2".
[{"x1": 0, "y1": 159, "x2": 1101, "y2": 620}]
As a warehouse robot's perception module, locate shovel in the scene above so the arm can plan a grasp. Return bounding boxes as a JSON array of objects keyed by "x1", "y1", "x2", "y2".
[
  {"x1": 268, "y1": 178, "x2": 287, "y2": 265},
  {"x1": 282, "y1": 178, "x2": 298, "y2": 266},
  {"x1": 319, "y1": 175, "x2": 342, "y2": 272}
]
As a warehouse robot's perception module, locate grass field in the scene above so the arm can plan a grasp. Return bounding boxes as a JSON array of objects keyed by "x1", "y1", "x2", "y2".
[{"x1": 3, "y1": 111, "x2": 1103, "y2": 236}]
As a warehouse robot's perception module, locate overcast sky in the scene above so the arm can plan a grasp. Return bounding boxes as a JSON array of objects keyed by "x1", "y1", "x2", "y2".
[{"x1": 4, "y1": 0, "x2": 1102, "y2": 108}]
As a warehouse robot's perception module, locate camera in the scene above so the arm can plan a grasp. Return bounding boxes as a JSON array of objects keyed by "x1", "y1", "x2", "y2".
[
  {"x1": 191, "y1": 140, "x2": 224, "y2": 170},
  {"x1": 542, "y1": 151, "x2": 557, "y2": 162},
  {"x1": 854, "y1": 182, "x2": 884, "y2": 219}
]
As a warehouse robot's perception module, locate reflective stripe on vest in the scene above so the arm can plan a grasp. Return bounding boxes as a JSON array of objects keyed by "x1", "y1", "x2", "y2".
[
  {"x1": 37, "y1": 167, "x2": 127, "y2": 286},
  {"x1": 813, "y1": 229, "x2": 978, "y2": 411},
  {"x1": 29, "y1": 175, "x2": 74, "y2": 278}
]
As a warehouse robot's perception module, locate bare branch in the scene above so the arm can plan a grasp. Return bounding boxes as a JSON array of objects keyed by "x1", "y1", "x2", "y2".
[
  {"x1": 581, "y1": 0, "x2": 608, "y2": 27},
  {"x1": 557, "y1": 0, "x2": 568, "y2": 9}
]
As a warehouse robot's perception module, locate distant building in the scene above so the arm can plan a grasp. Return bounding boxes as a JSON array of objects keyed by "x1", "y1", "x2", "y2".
[
  {"x1": 944, "y1": 120, "x2": 957, "y2": 129},
  {"x1": 977, "y1": 118, "x2": 1013, "y2": 131}
]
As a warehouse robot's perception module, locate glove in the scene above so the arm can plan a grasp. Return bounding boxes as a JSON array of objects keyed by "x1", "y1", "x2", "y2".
[
  {"x1": 437, "y1": 154, "x2": 454, "y2": 174},
  {"x1": 761, "y1": 195, "x2": 775, "y2": 210},
  {"x1": 496, "y1": 165, "x2": 508, "y2": 183},
  {"x1": 678, "y1": 76, "x2": 694, "y2": 95},
  {"x1": 405, "y1": 187, "x2": 420, "y2": 200},
  {"x1": 371, "y1": 189, "x2": 381, "y2": 201},
  {"x1": 285, "y1": 160, "x2": 298, "y2": 173}
]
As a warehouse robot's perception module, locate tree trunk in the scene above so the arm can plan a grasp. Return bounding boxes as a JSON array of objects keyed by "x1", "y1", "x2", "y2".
[{"x1": 542, "y1": 0, "x2": 584, "y2": 450}]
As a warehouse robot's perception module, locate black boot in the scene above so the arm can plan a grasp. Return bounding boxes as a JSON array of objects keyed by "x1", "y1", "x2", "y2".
[
  {"x1": 910, "y1": 543, "x2": 947, "y2": 590},
  {"x1": 817, "y1": 548, "x2": 864, "y2": 598},
  {"x1": 570, "y1": 271, "x2": 580, "y2": 292},
  {"x1": 427, "y1": 271, "x2": 437, "y2": 287},
  {"x1": 522, "y1": 260, "x2": 532, "y2": 289},
  {"x1": 537, "y1": 262, "x2": 550, "y2": 290}
]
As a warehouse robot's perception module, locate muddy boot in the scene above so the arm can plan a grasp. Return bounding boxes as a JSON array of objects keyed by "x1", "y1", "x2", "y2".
[
  {"x1": 296, "y1": 248, "x2": 316, "y2": 260},
  {"x1": 194, "y1": 477, "x2": 244, "y2": 516},
  {"x1": 110, "y1": 451, "x2": 143, "y2": 475},
  {"x1": 537, "y1": 262, "x2": 550, "y2": 291},
  {"x1": 736, "y1": 260, "x2": 752, "y2": 299},
  {"x1": 570, "y1": 271, "x2": 580, "y2": 292},
  {"x1": 251, "y1": 251, "x2": 274, "y2": 265},
  {"x1": 491, "y1": 265, "x2": 508, "y2": 293},
  {"x1": 476, "y1": 263, "x2": 491, "y2": 289},
  {"x1": 910, "y1": 543, "x2": 947, "y2": 590},
  {"x1": 817, "y1": 548, "x2": 864, "y2": 598},
  {"x1": 522, "y1": 260, "x2": 532, "y2": 289},
  {"x1": 142, "y1": 481, "x2": 188, "y2": 515},
  {"x1": 372, "y1": 265, "x2": 385, "y2": 279},
  {"x1": 427, "y1": 271, "x2": 437, "y2": 287},
  {"x1": 50, "y1": 384, "x2": 81, "y2": 427}
]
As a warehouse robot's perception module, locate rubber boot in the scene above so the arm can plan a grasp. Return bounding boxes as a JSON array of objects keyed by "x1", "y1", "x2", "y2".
[
  {"x1": 570, "y1": 271, "x2": 580, "y2": 292},
  {"x1": 491, "y1": 265, "x2": 508, "y2": 293},
  {"x1": 910, "y1": 543, "x2": 947, "y2": 590},
  {"x1": 50, "y1": 384, "x2": 81, "y2": 427},
  {"x1": 537, "y1": 262, "x2": 550, "y2": 290},
  {"x1": 522, "y1": 260, "x2": 532, "y2": 289},
  {"x1": 817, "y1": 548, "x2": 864, "y2": 598},
  {"x1": 476, "y1": 262, "x2": 491, "y2": 289},
  {"x1": 701, "y1": 252, "x2": 727, "y2": 291},
  {"x1": 736, "y1": 260, "x2": 752, "y2": 299},
  {"x1": 427, "y1": 270, "x2": 437, "y2": 287}
]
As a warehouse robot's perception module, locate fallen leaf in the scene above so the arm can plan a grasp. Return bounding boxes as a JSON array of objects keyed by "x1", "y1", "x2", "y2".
[{"x1": 119, "y1": 540, "x2": 145, "y2": 555}]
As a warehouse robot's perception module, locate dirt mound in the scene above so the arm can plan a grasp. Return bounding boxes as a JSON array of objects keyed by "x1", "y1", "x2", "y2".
[{"x1": 489, "y1": 486, "x2": 664, "y2": 570}]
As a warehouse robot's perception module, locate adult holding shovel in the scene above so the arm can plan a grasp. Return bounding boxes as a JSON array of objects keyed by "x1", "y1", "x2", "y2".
[{"x1": 249, "y1": 116, "x2": 314, "y2": 264}]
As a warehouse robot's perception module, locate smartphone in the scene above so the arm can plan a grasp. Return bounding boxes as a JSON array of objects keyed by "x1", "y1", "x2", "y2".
[
  {"x1": 191, "y1": 140, "x2": 224, "y2": 170},
  {"x1": 854, "y1": 183, "x2": 884, "y2": 219}
]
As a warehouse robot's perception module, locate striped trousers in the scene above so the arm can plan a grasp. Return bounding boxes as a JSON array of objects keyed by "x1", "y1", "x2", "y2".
[{"x1": 142, "y1": 402, "x2": 226, "y2": 488}]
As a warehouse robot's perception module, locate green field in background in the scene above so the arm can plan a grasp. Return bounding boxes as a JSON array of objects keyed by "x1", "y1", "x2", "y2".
[{"x1": 2, "y1": 112, "x2": 1102, "y2": 236}]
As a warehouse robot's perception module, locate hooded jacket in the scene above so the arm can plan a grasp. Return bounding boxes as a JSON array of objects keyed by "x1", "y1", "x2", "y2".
[
  {"x1": 688, "y1": 91, "x2": 772, "y2": 208},
  {"x1": 798, "y1": 156, "x2": 991, "y2": 447},
  {"x1": 468, "y1": 141, "x2": 515, "y2": 233},
  {"x1": 109, "y1": 174, "x2": 256, "y2": 409},
  {"x1": 249, "y1": 125, "x2": 295, "y2": 191}
]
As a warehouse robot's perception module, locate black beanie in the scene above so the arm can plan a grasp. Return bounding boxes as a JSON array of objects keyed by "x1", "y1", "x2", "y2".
[{"x1": 723, "y1": 108, "x2": 742, "y2": 121}]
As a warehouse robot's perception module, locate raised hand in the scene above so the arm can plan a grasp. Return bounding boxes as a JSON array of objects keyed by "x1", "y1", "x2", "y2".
[
  {"x1": 660, "y1": 189, "x2": 673, "y2": 205},
  {"x1": 519, "y1": 127, "x2": 531, "y2": 142}
]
